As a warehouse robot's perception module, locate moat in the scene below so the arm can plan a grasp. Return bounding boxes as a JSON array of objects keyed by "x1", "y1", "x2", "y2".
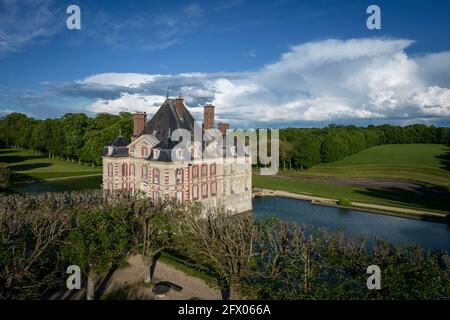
[{"x1": 8, "y1": 176, "x2": 450, "y2": 252}]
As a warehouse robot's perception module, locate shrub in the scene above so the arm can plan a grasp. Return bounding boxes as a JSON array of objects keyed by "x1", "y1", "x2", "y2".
[
  {"x1": 0, "y1": 162, "x2": 9, "y2": 188},
  {"x1": 339, "y1": 197, "x2": 352, "y2": 206}
]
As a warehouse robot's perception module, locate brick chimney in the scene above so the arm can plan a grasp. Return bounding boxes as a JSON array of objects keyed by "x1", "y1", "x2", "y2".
[
  {"x1": 175, "y1": 94, "x2": 184, "y2": 118},
  {"x1": 203, "y1": 104, "x2": 215, "y2": 130},
  {"x1": 218, "y1": 122, "x2": 229, "y2": 135},
  {"x1": 132, "y1": 112, "x2": 147, "y2": 141}
]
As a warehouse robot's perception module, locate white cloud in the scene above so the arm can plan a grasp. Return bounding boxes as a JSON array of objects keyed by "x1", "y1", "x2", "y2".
[
  {"x1": 60, "y1": 38, "x2": 450, "y2": 125},
  {"x1": 82, "y1": 73, "x2": 159, "y2": 88}
]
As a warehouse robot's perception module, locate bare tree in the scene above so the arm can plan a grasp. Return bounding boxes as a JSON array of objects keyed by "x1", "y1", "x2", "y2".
[
  {"x1": 176, "y1": 207, "x2": 258, "y2": 299},
  {"x1": 130, "y1": 198, "x2": 183, "y2": 284},
  {"x1": 0, "y1": 193, "x2": 71, "y2": 299}
]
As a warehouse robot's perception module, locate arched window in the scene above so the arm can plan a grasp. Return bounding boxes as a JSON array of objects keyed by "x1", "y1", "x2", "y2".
[
  {"x1": 202, "y1": 183, "x2": 208, "y2": 198},
  {"x1": 210, "y1": 163, "x2": 216, "y2": 176},
  {"x1": 192, "y1": 165, "x2": 198, "y2": 179},
  {"x1": 141, "y1": 145, "x2": 148, "y2": 157},
  {"x1": 142, "y1": 165, "x2": 148, "y2": 179},
  {"x1": 201, "y1": 164, "x2": 207, "y2": 178},
  {"x1": 192, "y1": 185, "x2": 199, "y2": 200},
  {"x1": 176, "y1": 168, "x2": 183, "y2": 184},
  {"x1": 121, "y1": 163, "x2": 127, "y2": 176},
  {"x1": 130, "y1": 164, "x2": 135, "y2": 177},
  {"x1": 211, "y1": 182, "x2": 217, "y2": 195},
  {"x1": 153, "y1": 169, "x2": 160, "y2": 184}
]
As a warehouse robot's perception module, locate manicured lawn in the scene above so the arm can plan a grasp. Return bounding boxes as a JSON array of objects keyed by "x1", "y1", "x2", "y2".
[
  {"x1": 0, "y1": 148, "x2": 101, "y2": 183},
  {"x1": 284, "y1": 144, "x2": 450, "y2": 188},
  {"x1": 254, "y1": 144, "x2": 450, "y2": 214}
]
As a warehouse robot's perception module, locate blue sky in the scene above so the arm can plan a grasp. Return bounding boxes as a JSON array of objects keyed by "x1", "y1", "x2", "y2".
[{"x1": 1, "y1": 0, "x2": 450, "y2": 128}]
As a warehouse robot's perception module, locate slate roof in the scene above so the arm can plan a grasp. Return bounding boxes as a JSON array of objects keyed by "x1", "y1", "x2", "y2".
[
  {"x1": 102, "y1": 136, "x2": 130, "y2": 157},
  {"x1": 143, "y1": 98, "x2": 199, "y2": 141}
]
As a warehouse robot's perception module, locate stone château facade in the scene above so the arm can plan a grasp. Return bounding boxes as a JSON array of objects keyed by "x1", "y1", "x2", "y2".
[{"x1": 102, "y1": 96, "x2": 252, "y2": 214}]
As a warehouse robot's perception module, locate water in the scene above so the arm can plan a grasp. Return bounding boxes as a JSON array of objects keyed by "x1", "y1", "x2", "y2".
[
  {"x1": 6, "y1": 176, "x2": 450, "y2": 252},
  {"x1": 253, "y1": 196, "x2": 450, "y2": 252}
]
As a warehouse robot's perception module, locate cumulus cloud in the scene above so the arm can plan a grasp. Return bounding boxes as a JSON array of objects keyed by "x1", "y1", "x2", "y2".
[{"x1": 27, "y1": 38, "x2": 450, "y2": 126}]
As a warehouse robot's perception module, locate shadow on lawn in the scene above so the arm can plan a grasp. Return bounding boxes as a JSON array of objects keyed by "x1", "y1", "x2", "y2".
[
  {"x1": 0, "y1": 154, "x2": 47, "y2": 165},
  {"x1": 436, "y1": 148, "x2": 450, "y2": 172},
  {"x1": 8, "y1": 162, "x2": 51, "y2": 171},
  {"x1": 356, "y1": 185, "x2": 450, "y2": 214}
]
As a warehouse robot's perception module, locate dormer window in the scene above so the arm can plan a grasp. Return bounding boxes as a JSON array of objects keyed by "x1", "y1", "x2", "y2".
[
  {"x1": 176, "y1": 149, "x2": 183, "y2": 160},
  {"x1": 141, "y1": 145, "x2": 148, "y2": 157},
  {"x1": 108, "y1": 146, "x2": 113, "y2": 156},
  {"x1": 153, "y1": 149, "x2": 160, "y2": 160}
]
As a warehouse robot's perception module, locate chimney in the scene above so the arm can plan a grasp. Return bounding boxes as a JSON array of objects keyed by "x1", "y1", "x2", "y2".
[
  {"x1": 175, "y1": 94, "x2": 184, "y2": 118},
  {"x1": 203, "y1": 104, "x2": 215, "y2": 130},
  {"x1": 218, "y1": 122, "x2": 230, "y2": 135},
  {"x1": 132, "y1": 112, "x2": 147, "y2": 141}
]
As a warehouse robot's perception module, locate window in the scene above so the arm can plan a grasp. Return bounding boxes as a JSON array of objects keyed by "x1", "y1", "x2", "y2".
[
  {"x1": 141, "y1": 145, "x2": 148, "y2": 157},
  {"x1": 153, "y1": 168, "x2": 160, "y2": 184},
  {"x1": 121, "y1": 163, "x2": 127, "y2": 176},
  {"x1": 107, "y1": 146, "x2": 113, "y2": 156},
  {"x1": 129, "y1": 183, "x2": 135, "y2": 195},
  {"x1": 192, "y1": 185, "x2": 199, "y2": 200},
  {"x1": 193, "y1": 165, "x2": 198, "y2": 179},
  {"x1": 122, "y1": 182, "x2": 127, "y2": 190},
  {"x1": 130, "y1": 164, "x2": 135, "y2": 177},
  {"x1": 202, "y1": 183, "x2": 208, "y2": 198},
  {"x1": 108, "y1": 163, "x2": 113, "y2": 177},
  {"x1": 176, "y1": 149, "x2": 183, "y2": 159},
  {"x1": 176, "y1": 191, "x2": 182, "y2": 203},
  {"x1": 201, "y1": 164, "x2": 207, "y2": 178},
  {"x1": 211, "y1": 182, "x2": 217, "y2": 195},
  {"x1": 108, "y1": 182, "x2": 113, "y2": 191},
  {"x1": 142, "y1": 165, "x2": 148, "y2": 179},
  {"x1": 153, "y1": 149, "x2": 160, "y2": 160},
  {"x1": 176, "y1": 168, "x2": 183, "y2": 184},
  {"x1": 210, "y1": 163, "x2": 216, "y2": 176},
  {"x1": 231, "y1": 180, "x2": 235, "y2": 194}
]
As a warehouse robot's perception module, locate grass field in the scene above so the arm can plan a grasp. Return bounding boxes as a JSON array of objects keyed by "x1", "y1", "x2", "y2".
[
  {"x1": 284, "y1": 144, "x2": 450, "y2": 188},
  {"x1": 254, "y1": 144, "x2": 450, "y2": 214},
  {"x1": 0, "y1": 148, "x2": 101, "y2": 183}
]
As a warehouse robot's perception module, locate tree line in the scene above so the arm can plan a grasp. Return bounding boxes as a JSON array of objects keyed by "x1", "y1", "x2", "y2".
[
  {"x1": 1, "y1": 112, "x2": 449, "y2": 169},
  {"x1": 1, "y1": 190, "x2": 449, "y2": 300},
  {"x1": 279, "y1": 124, "x2": 450, "y2": 170},
  {"x1": 0, "y1": 112, "x2": 133, "y2": 166}
]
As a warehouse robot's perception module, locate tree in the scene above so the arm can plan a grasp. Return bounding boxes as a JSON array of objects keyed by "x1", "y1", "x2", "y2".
[
  {"x1": 177, "y1": 208, "x2": 258, "y2": 299},
  {"x1": 61, "y1": 195, "x2": 131, "y2": 300},
  {"x1": 0, "y1": 163, "x2": 9, "y2": 188},
  {"x1": 0, "y1": 193, "x2": 71, "y2": 299},
  {"x1": 131, "y1": 198, "x2": 182, "y2": 283}
]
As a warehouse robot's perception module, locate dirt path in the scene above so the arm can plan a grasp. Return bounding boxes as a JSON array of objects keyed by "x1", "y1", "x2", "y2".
[{"x1": 52, "y1": 255, "x2": 221, "y2": 300}]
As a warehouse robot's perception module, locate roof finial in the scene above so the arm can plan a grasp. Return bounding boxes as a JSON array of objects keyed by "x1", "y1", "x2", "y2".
[
  {"x1": 119, "y1": 128, "x2": 122, "y2": 137},
  {"x1": 166, "y1": 87, "x2": 169, "y2": 98}
]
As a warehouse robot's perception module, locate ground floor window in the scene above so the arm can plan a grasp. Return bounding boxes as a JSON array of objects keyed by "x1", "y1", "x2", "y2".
[
  {"x1": 192, "y1": 185, "x2": 199, "y2": 200},
  {"x1": 211, "y1": 181, "x2": 217, "y2": 195},
  {"x1": 202, "y1": 183, "x2": 208, "y2": 198}
]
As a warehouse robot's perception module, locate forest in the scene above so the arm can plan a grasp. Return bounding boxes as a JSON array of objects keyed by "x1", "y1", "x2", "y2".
[{"x1": 0, "y1": 112, "x2": 449, "y2": 169}]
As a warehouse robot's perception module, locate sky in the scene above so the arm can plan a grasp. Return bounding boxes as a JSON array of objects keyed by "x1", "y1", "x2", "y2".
[{"x1": 1, "y1": 0, "x2": 450, "y2": 128}]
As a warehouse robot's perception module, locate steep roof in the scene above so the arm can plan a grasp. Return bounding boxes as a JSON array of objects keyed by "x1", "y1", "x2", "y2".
[
  {"x1": 102, "y1": 136, "x2": 130, "y2": 157},
  {"x1": 143, "y1": 98, "x2": 199, "y2": 141},
  {"x1": 111, "y1": 136, "x2": 129, "y2": 147}
]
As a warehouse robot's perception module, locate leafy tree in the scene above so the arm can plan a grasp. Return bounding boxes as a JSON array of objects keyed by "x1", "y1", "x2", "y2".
[{"x1": 61, "y1": 199, "x2": 131, "y2": 300}]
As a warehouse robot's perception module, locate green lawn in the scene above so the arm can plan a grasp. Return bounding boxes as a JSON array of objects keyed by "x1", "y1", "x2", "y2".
[
  {"x1": 254, "y1": 144, "x2": 450, "y2": 214},
  {"x1": 281, "y1": 144, "x2": 450, "y2": 188},
  {"x1": 0, "y1": 148, "x2": 102, "y2": 183}
]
